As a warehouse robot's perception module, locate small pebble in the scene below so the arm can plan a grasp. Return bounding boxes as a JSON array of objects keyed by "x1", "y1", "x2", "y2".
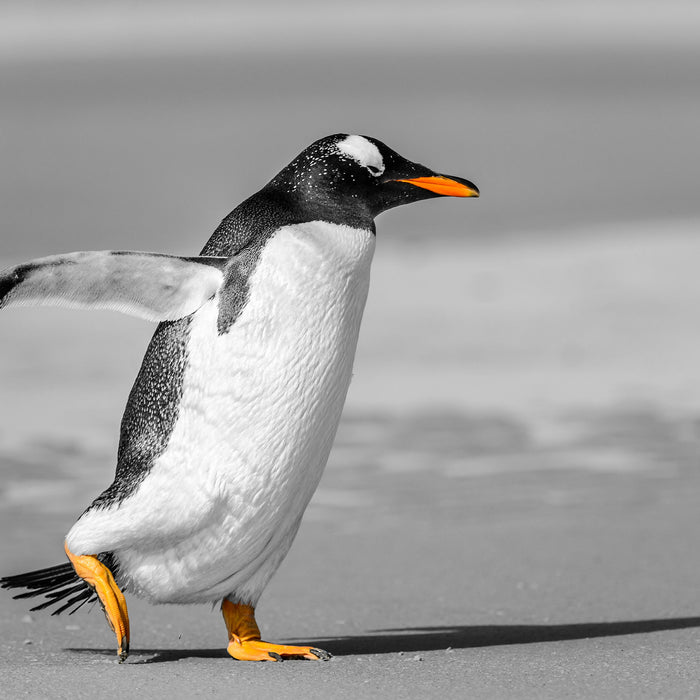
[
  {"x1": 23, "y1": 639, "x2": 33, "y2": 645},
  {"x1": 411, "y1": 654, "x2": 423, "y2": 661},
  {"x1": 398, "y1": 651, "x2": 404, "y2": 656}
]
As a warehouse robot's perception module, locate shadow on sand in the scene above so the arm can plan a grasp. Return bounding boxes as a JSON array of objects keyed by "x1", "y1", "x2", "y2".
[{"x1": 67, "y1": 617, "x2": 700, "y2": 663}]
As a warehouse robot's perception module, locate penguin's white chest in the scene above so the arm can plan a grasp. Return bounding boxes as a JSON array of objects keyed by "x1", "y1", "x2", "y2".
[
  {"x1": 179, "y1": 221, "x2": 375, "y2": 516},
  {"x1": 106, "y1": 222, "x2": 375, "y2": 602}
]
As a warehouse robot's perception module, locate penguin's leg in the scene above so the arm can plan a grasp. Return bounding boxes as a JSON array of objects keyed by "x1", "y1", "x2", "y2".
[
  {"x1": 222, "y1": 598, "x2": 331, "y2": 662},
  {"x1": 64, "y1": 542, "x2": 130, "y2": 663}
]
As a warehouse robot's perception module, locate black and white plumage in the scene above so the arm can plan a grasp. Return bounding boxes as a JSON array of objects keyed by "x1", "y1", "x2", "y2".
[{"x1": 1, "y1": 135, "x2": 478, "y2": 623}]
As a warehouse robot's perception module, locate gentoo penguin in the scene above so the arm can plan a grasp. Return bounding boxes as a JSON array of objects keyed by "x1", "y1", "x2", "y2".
[{"x1": 0, "y1": 134, "x2": 479, "y2": 662}]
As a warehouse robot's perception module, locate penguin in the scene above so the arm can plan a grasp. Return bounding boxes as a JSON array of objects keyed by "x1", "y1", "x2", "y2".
[{"x1": 0, "y1": 134, "x2": 479, "y2": 663}]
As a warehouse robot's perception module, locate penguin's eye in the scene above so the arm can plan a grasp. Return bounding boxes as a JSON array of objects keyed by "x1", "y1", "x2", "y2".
[{"x1": 367, "y1": 165, "x2": 382, "y2": 177}]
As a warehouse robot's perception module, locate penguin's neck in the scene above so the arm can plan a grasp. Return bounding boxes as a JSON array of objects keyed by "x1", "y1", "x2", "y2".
[{"x1": 200, "y1": 189, "x2": 375, "y2": 258}]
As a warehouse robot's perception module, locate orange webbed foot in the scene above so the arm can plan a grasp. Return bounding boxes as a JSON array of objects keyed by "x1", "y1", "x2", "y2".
[
  {"x1": 227, "y1": 639, "x2": 331, "y2": 662},
  {"x1": 64, "y1": 542, "x2": 130, "y2": 662},
  {"x1": 222, "y1": 598, "x2": 331, "y2": 662}
]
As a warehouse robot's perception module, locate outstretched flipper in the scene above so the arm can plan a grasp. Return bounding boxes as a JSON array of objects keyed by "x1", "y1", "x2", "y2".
[{"x1": 0, "y1": 251, "x2": 228, "y2": 322}]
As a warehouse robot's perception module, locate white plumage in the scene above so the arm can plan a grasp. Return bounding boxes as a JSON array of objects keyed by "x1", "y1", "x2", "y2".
[
  {"x1": 66, "y1": 221, "x2": 375, "y2": 605},
  {"x1": 336, "y1": 134, "x2": 386, "y2": 176}
]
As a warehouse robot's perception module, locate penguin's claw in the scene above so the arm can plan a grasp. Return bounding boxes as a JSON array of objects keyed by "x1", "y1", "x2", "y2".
[
  {"x1": 309, "y1": 647, "x2": 332, "y2": 660},
  {"x1": 118, "y1": 635, "x2": 129, "y2": 663},
  {"x1": 222, "y1": 598, "x2": 330, "y2": 662},
  {"x1": 64, "y1": 542, "x2": 130, "y2": 662}
]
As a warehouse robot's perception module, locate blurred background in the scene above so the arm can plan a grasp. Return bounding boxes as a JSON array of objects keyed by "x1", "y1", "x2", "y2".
[{"x1": 1, "y1": 2, "x2": 700, "y2": 693}]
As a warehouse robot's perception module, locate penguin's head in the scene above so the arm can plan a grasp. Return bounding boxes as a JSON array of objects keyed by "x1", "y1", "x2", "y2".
[{"x1": 266, "y1": 134, "x2": 479, "y2": 225}]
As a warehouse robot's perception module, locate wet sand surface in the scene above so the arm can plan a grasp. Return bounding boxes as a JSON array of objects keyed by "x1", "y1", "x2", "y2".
[{"x1": 2, "y1": 23, "x2": 700, "y2": 699}]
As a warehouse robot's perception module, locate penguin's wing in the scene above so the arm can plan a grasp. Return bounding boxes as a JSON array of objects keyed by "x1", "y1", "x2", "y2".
[{"x1": 0, "y1": 251, "x2": 228, "y2": 322}]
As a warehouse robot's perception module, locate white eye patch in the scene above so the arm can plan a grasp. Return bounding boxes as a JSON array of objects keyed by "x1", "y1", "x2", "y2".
[{"x1": 336, "y1": 135, "x2": 385, "y2": 177}]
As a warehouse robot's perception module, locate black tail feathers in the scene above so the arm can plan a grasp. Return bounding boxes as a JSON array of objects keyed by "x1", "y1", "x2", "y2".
[{"x1": 1, "y1": 553, "x2": 119, "y2": 616}]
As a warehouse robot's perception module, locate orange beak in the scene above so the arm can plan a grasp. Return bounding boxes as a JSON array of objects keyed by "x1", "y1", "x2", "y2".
[{"x1": 395, "y1": 175, "x2": 480, "y2": 198}]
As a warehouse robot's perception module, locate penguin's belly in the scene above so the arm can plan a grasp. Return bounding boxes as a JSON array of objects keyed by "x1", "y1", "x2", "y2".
[{"x1": 67, "y1": 222, "x2": 375, "y2": 604}]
